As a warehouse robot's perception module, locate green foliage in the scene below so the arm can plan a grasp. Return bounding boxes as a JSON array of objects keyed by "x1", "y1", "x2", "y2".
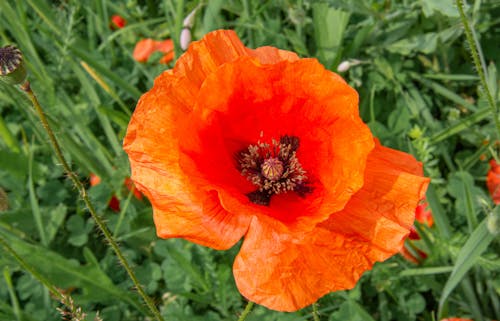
[{"x1": 0, "y1": 0, "x2": 499, "y2": 320}]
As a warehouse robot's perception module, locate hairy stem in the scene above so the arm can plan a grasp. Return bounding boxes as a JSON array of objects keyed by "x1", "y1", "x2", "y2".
[
  {"x1": 456, "y1": 0, "x2": 500, "y2": 142},
  {"x1": 20, "y1": 81, "x2": 165, "y2": 321},
  {"x1": 237, "y1": 301, "x2": 255, "y2": 321},
  {"x1": 312, "y1": 302, "x2": 320, "y2": 321}
]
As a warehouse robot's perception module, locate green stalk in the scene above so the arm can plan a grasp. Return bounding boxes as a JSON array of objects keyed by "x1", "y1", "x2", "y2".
[
  {"x1": 19, "y1": 81, "x2": 165, "y2": 321},
  {"x1": 237, "y1": 301, "x2": 254, "y2": 321},
  {"x1": 455, "y1": 0, "x2": 500, "y2": 142},
  {"x1": 312, "y1": 302, "x2": 320, "y2": 321}
]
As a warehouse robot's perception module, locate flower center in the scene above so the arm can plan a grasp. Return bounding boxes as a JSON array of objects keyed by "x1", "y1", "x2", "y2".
[{"x1": 237, "y1": 135, "x2": 311, "y2": 206}]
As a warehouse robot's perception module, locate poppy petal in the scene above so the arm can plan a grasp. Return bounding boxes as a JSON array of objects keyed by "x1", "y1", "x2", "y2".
[
  {"x1": 233, "y1": 217, "x2": 375, "y2": 311},
  {"x1": 133, "y1": 39, "x2": 157, "y2": 62},
  {"x1": 233, "y1": 143, "x2": 429, "y2": 311},
  {"x1": 487, "y1": 159, "x2": 500, "y2": 204},
  {"x1": 124, "y1": 71, "x2": 251, "y2": 250},
  {"x1": 320, "y1": 143, "x2": 430, "y2": 258},
  {"x1": 178, "y1": 57, "x2": 373, "y2": 230}
]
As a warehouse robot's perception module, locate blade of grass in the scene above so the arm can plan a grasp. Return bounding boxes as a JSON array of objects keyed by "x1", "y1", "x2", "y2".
[
  {"x1": 430, "y1": 108, "x2": 489, "y2": 144},
  {"x1": 411, "y1": 74, "x2": 477, "y2": 112},
  {"x1": 425, "y1": 184, "x2": 451, "y2": 238},
  {"x1": 28, "y1": 142, "x2": 47, "y2": 246},
  {"x1": 458, "y1": 170, "x2": 479, "y2": 232},
  {"x1": 423, "y1": 73, "x2": 479, "y2": 81},
  {"x1": 438, "y1": 218, "x2": 495, "y2": 319},
  {"x1": 0, "y1": 114, "x2": 20, "y2": 153},
  {"x1": 3, "y1": 267, "x2": 22, "y2": 321},
  {"x1": 400, "y1": 266, "x2": 454, "y2": 277}
]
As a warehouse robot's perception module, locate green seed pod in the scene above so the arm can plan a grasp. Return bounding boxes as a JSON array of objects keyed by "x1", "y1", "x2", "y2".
[{"x1": 0, "y1": 45, "x2": 27, "y2": 85}]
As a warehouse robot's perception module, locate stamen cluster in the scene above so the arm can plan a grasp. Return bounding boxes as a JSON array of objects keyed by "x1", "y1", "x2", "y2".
[{"x1": 238, "y1": 135, "x2": 310, "y2": 205}]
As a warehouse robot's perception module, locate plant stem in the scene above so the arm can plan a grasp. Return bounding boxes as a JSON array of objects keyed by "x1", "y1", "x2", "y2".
[
  {"x1": 455, "y1": 0, "x2": 500, "y2": 142},
  {"x1": 237, "y1": 301, "x2": 255, "y2": 321},
  {"x1": 312, "y1": 302, "x2": 320, "y2": 321},
  {"x1": 19, "y1": 81, "x2": 165, "y2": 321}
]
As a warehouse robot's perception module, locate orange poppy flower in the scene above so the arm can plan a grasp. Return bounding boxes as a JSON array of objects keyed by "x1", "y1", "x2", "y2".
[
  {"x1": 487, "y1": 159, "x2": 500, "y2": 204},
  {"x1": 132, "y1": 39, "x2": 174, "y2": 64},
  {"x1": 441, "y1": 318, "x2": 473, "y2": 321},
  {"x1": 123, "y1": 30, "x2": 429, "y2": 311},
  {"x1": 110, "y1": 15, "x2": 126, "y2": 30},
  {"x1": 89, "y1": 173, "x2": 142, "y2": 212}
]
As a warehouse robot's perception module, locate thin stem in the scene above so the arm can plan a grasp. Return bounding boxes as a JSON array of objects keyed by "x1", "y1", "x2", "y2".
[
  {"x1": 237, "y1": 301, "x2": 255, "y2": 321},
  {"x1": 312, "y1": 302, "x2": 320, "y2": 321},
  {"x1": 19, "y1": 81, "x2": 165, "y2": 321},
  {"x1": 455, "y1": 0, "x2": 500, "y2": 141}
]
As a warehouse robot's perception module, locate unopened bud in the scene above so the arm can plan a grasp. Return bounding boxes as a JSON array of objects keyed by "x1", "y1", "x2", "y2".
[
  {"x1": 0, "y1": 45, "x2": 27, "y2": 85},
  {"x1": 337, "y1": 60, "x2": 351, "y2": 72},
  {"x1": 336, "y1": 59, "x2": 362, "y2": 73},
  {"x1": 183, "y1": 7, "x2": 198, "y2": 28},
  {"x1": 180, "y1": 6, "x2": 199, "y2": 51},
  {"x1": 180, "y1": 28, "x2": 192, "y2": 51}
]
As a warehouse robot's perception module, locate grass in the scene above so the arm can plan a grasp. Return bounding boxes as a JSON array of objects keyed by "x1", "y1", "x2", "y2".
[{"x1": 0, "y1": 0, "x2": 499, "y2": 320}]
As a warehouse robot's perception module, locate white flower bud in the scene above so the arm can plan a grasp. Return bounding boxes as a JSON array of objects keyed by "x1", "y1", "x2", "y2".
[
  {"x1": 337, "y1": 60, "x2": 351, "y2": 72},
  {"x1": 180, "y1": 28, "x2": 192, "y2": 51},
  {"x1": 183, "y1": 7, "x2": 198, "y2": 28}
]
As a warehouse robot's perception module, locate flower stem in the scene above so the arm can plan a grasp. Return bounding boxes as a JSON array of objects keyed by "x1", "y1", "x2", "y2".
[
  {"x1": 312, "y1": 302, "x2": 320, "y2": 321},
  {"x1": 237, "y1": 301, "x2": 255, "y2": 321},
  {"x1": 455, "y1": 0, "x2": 500, "y2": 142},
  {"x1": 19, "y1": 81, "x2": 165, "y2": 321}
]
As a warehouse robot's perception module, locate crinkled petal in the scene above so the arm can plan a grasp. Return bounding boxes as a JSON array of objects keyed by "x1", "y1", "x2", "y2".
[
  {"x1": 319, "y1": 143, "x2": 430, "y2": 258},
  {"x1": 179, "y1": 57, "x2": 373, "y2": 230},
  {"x1": 124, "y1": 71, "x2": 251, "y2": 250},
  {"x1": 233, "y1": 217, "x2": 375, "y2": 311},
  {"x1": 173, "y1": 30, "x2": 299, "y2": 87},
  {"x1": 233, "y1": 143, "x2": 429, "y2": 311}
]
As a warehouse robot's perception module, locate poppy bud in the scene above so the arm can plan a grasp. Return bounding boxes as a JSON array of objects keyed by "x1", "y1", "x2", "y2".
[
  {"x1": 0, "y1": 45, "x2": 27, "y2": 85},
  {"x1": 179, "y1": 6, "x2": 199, "y2": 51},
  {"x1": 180, "y1": 28, "x2": 192, "y2": 51},
  {"x1": 337, "y1": 59, "x2": 362, "y2": 73},
  {"x1": 337, "y1": 60, "x2": 351, "y2": 72},
  {"x1": 110, "y1": 15, "x2": 126, "y2": 30},
  {"x1": 182, "y1": 6, "x2": 198, "y2": 29}
]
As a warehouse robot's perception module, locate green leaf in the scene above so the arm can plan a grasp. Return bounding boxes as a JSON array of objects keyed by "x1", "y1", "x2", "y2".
[
  {"x1": 438, "y1": 218, "x2": 496, "y2": 319},
  {"x1": 420, "y1": 0, "x2": 461, "y2": 17},
  {"x1": 0, "y1": 228, "x2": 147, "y2": 315},
  {"x1": 329, "y1": 300, "x2": 376, "y2": 321},
  {"x1": 312, "y1": 3, "x2": 350, "y2": 69}
]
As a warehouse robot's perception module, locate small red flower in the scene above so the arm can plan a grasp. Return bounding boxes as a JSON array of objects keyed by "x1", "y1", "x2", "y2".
[
  {"x1": 123, "y1": 30, "x2": 429, "y2": 311},
  {"x1": 401, "y1": 199, "x2": 433, "y2": 263},
  {"x1": 110, "y1": 15, "x2": 126, "y2": 30},
  {"x1": 133, "y1": 39, "x2": 174, "y2": 64},
  {"x1": 89, "y1": 173, "x2": 142, "y2": 212},
  {"x1": 409, "y1": 199, "x2": 433, "y2": 240},
  {"x1": 440, "y1": 318, "x2": 473, "y2": 321},
  {"x1": 487, "y1": 159, "x2": 500, "y2": 204}
]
